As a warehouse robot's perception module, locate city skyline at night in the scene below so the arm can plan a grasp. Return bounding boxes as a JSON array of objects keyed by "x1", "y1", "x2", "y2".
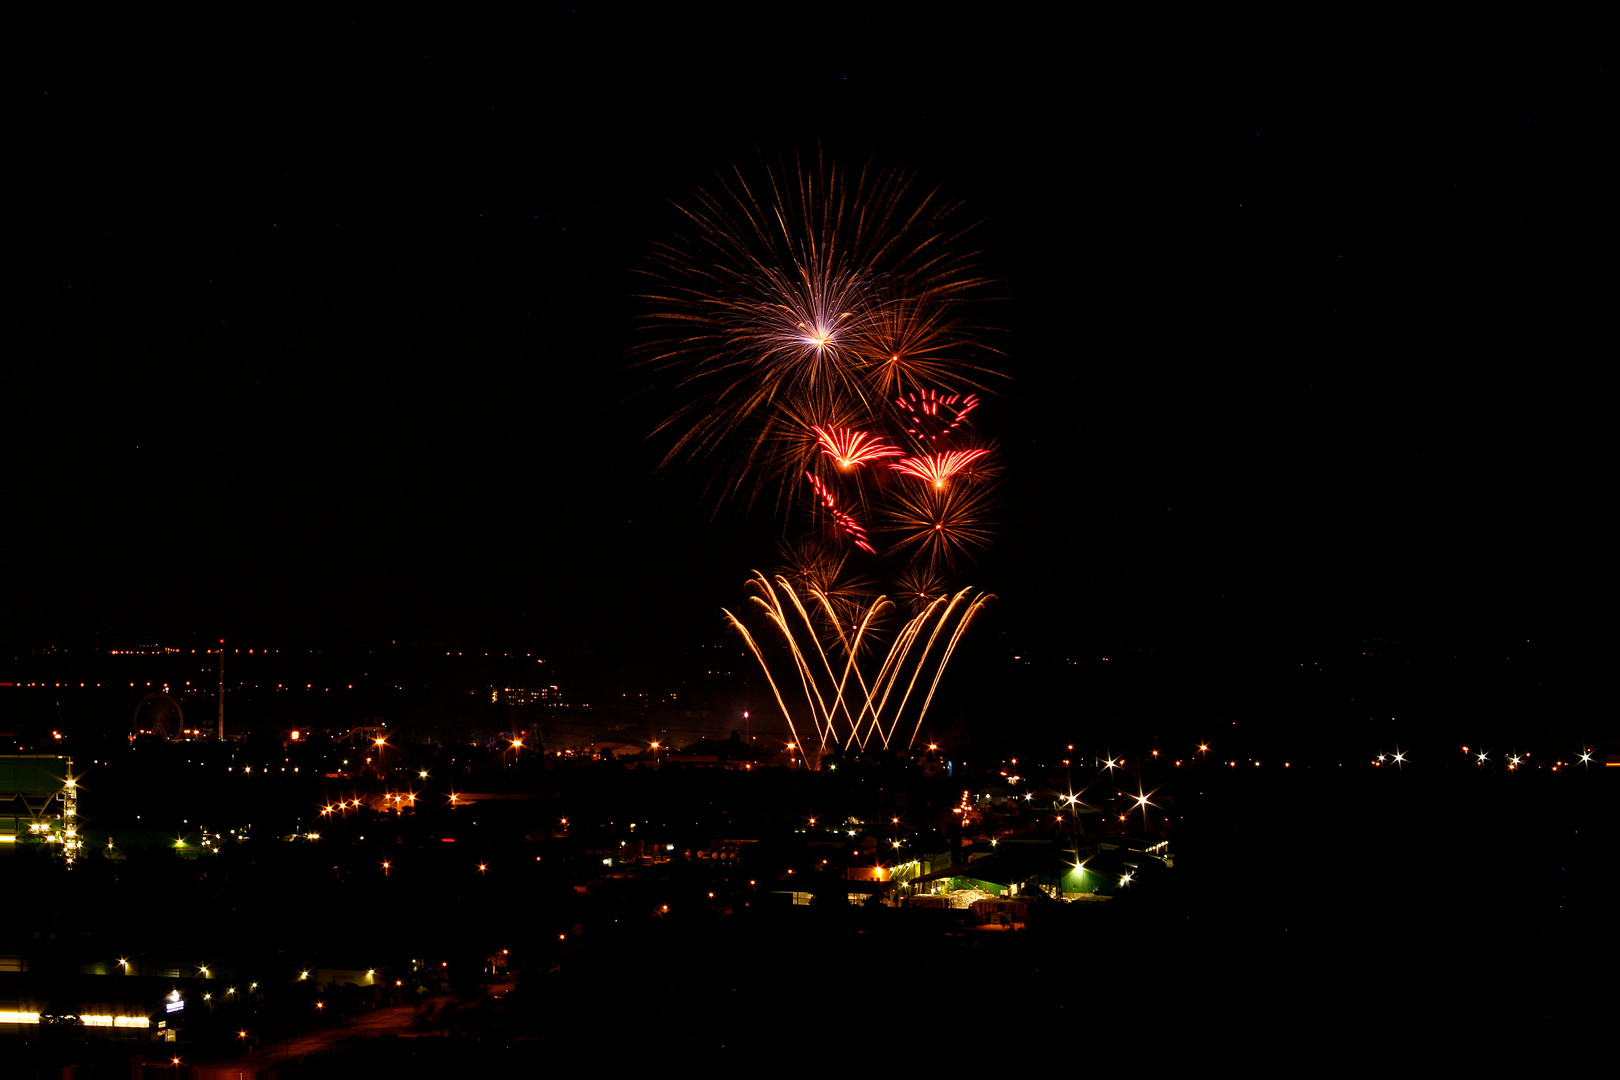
[{"x1": 6, "y1": 13, "x2": 1609, "y2": 1073}]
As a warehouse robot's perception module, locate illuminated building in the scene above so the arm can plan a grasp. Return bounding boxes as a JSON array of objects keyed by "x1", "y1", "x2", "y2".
[{"x1": 0, "y1": 755, "x2": 80, "y2": 863}]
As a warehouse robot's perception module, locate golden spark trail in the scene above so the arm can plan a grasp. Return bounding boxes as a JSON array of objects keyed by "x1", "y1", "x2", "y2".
[
  {"x1": 722, "y1": 610, "x2": 810, "y2": 755},
  {"x1": 907, "y1": 591, "x2": 993, "y2": 749},
  {"x1": 728, "y1": 572, "x2": 992, "y2": 756},
  {"x1": 847, "y1": 598, "x2": 940, "y2": 750},
  {"x1": 869, "y1": 588, "x2": 974, "y2": 749},
  {"x1": 748, "y1": 578, "x2": 838, "y2": 746}
]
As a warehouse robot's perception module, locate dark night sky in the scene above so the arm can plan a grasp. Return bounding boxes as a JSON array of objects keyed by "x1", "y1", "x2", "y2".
[{"x1": 10, "y1": 16, "x2": 1605, "y2": 702}]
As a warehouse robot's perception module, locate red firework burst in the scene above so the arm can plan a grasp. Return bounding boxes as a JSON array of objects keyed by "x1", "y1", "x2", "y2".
[
  {"x1": 890, "y1": 449, "x2": 992, "y2": 488},
  {"x1": 806, "y1": 472, "x2": 876, "y2": 553},
  {"x1": 810, "y1": 426, "x2": 905, "y2": 469},
  {"x1": 895, "y1": 389, "x2": 979, "y2": 443}
]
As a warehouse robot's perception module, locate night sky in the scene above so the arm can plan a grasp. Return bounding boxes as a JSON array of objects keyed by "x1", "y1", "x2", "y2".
[{"x1": 11, "y1": 18, "x2": 1604, "y2": 735}]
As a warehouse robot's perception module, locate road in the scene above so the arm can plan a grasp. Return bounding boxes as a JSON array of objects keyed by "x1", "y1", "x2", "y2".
[{"x1": 181, "y1": 981, "x2": 516, "y2": 1078}]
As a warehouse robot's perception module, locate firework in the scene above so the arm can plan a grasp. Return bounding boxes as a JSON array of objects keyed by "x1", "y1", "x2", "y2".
[
  {"x1": 851, "y1": 288, "x2": 1003, "y2": 401},
  {"x1": 890, "y1": 449, "x2": 992, "y2": 488},
  {"x1": 775, "y1": 537, "x2": 850, "y2": 593},
  {"x1": 895, "y1": 389, "x2": 980, "y2": 443},
  {"x1": 810, "y1": 426, "x2": 904, "y2": 469},
  {"x1": 892, "y1": 566, "x2": 948, "y2": 614},
  {"x1": 806, "y1": 472, "x2": 875, "y2": 553},
  {"x1": 883, "y1": 483, "x2": 997, "y2": 570},
  {"x1": 774, "y1": 538, "x2": 877, "y2": 641},
  {"x1": 638, "y1": 149, "x2": 998, "y2": 510},
  {"x1": 724, "y1": 571, "x2": 993, "y2": 758}
]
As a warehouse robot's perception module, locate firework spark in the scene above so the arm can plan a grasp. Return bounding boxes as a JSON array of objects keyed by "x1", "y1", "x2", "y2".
[
  {"x1": 895, "y1": 389, "x2": 980, "y2": 443},
  {"x1": 853, "y1": 289, "x2": 1003, "y2": 401},
  {"x1": 884, "y1": 483, "x2": 997, "y2": 569},
  {"x1": 890, "y1": 448, "x2": 992, "y2": 488},
  {"x1": 638, "y1": 149, "x2": 997, "y2": 510},
  {"x1": 811, "y1": 426, "x2": 904, "y2": 469},
  {"x1": 806, "y1": 473, "x2": 875, "y2": 553},
  {"x1": 774, "y1": 538, "x2": 878, "y2": 642},
  {"x1": 724, "y1": 572, "x2": 993, "y2": 758},
  {"x1": 892, "y1": 566, "x2": 949, "y2": 615}
]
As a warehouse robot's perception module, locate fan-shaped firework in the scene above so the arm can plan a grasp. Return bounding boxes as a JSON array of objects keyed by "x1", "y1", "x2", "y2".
[
  {"x1": 890, "y1": 448, "x2": 992, "y2": 489},
  {"x1": 723, "y1": 571, "x2": 993, "y2": 756},
  {"x1": 811, "y1": 426, "x2": 904, "y2": 469}
]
